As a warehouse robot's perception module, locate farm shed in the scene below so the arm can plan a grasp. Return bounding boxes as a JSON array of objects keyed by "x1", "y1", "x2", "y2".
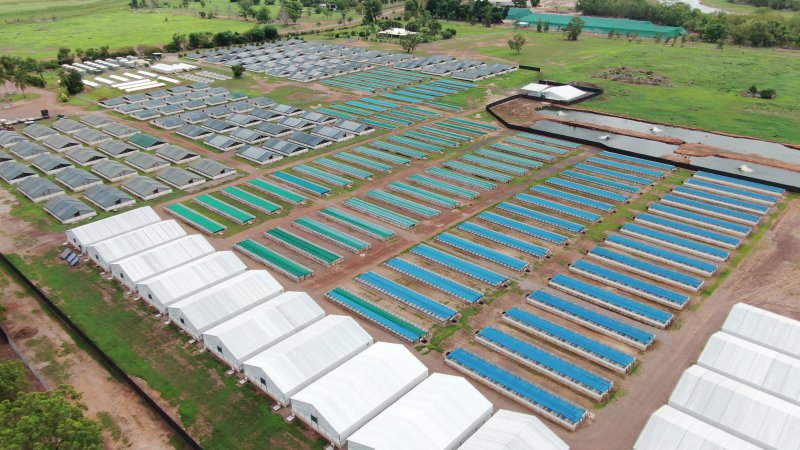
[
  {"x1": 243, "y1": 315, "x2": 372, "y2": 406},
  {"x1": 138, "y1": 251, "x2": 247, "y2": 313},
  {"x1": 65, "y1": 146, "x2": 107, "y2": 166},
  {"x1": 167, "y1": 270, "x2": 284, "y2": 340},
  {"x1": 102, "y1": 122, "x2": 139, "y2": 139},
  {"x1": 0, "y1": 151, "x2": 10, "y2": 163},
  {"x1": 347, "y1": 373, "x2": 492, "y2": 450},
  {"x1": 23, "y1": 124, "x2": 58, "y2": 141},
  {"x1": 334, "y1": 119, "x2": 374, "y2": 136},
  {"x1": 44, "y1": 196, "x2": 96, "y2": 224},
  {"x1": 176, "y1": 124, "x2": 213, "y2": 140},
  {"x1": 65, "y1": 205, "x2": 160, "y2": 251},
  {"x1": 204, "y1": 134, "x2": 244, "y2": 152},
  {"x1": 459, "y1": 409, "x2": 569, "y2": 450},
  {"x1": 80, "y1": 114, "x2": 114, "y2": 128},
  {"x1": 122, "y1": 176, "x2": 173, "y2": 200},
  {"x1": 156, "y1": 145, "x2": 199, "y2": 164},
  {"x1": 91, "y1": 160, "x2": 137, "y2": 182},
  {"x1": 236, "y1": 146, "x2": 283, "y2": 165},
  {"x1": 42, "y1": 134, "x2": 81, "y2": 152},
  {"x1": 311, "y1": 125, "x2": 352, "y2": 142},
  {"x1": 17, "y1": 176, "x2": 64, "y2": 203},
  {"x1": 202, "y1": 291, "x2": 325, "y2": 370},
  {"x1": 157, "y1": 167, "x2": 206, "y2": 190},
  {"x1": 128, "y1": 133, "x2": 166, "y2": 151},
  {"x1": 84, "y1": 185, "x2": 136, "y2": 212},
  {"x1": 97, "y1": 140, "x2": 138, "y2": 158},
  {"x1": 31, "y1": 153, "x2": 73, "y2": 175},
  {"x1": 229, "y1": 127, "x2": 268, "y2": 145},
  {"x1": 54, "y1": 167, "x2": 103, "y2": 192},
  {"x1": 0, "y1": 131, "x2": 26, "y2": 147},
  {"x1": 74, "y1": 128, "x2": 111, "y2": 145},
  {"x1": 151, "y1": 115, "x2": 185, "y2": 130},
  {"x1": 125, "y1": 153, "x2": 169, "y2": 173},
  {"x1": 10, "y1": 141, "x2": 49, "y2": 160},
  {"x1": 110, "y1": 234, "x2": 215, "y2": 291},
  {"x1": 290, "y1": 342, "x2": 428, "y2": 447},
  {"x1": 188, "y1": 159, "x2": 235, "y2": 180}
]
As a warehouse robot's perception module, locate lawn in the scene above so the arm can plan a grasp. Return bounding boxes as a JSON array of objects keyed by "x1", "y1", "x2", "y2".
[{"x1": 7, "y1": 252, "x2": 325, "y2": 450}]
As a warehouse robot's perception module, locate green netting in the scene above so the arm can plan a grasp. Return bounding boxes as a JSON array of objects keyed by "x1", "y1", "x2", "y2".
[
  {"x1": 235, "y1": 239, "x2": 313, "y2": 281},
  {"x1": 513, "y1": 13, "x2": 686, "y2": 38},
  {"x1": 194, "y1": 194, "x2": 255, "y2": 224}
]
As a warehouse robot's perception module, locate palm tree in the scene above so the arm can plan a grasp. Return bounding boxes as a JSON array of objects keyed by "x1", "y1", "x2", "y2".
[{"x1": 12, "y1": 69, "x2": 30, "y2": 98}]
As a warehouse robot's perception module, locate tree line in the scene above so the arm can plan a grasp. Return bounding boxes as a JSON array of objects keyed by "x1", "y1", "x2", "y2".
[{"x1": 576, "y1": 0, "x2": 800, "y2": 47}]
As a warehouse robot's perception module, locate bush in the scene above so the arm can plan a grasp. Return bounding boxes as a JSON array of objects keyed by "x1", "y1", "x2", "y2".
[{"x1": 759, "y1": 89, "x2": 776, "y2": 99}]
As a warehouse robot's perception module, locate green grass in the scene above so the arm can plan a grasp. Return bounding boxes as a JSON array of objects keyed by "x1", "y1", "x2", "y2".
[
  {"x1": 422, "y1": 306, "x2": 481, "y2": 353},
  {"x1": 7, "y1": 252, "x2": 323, "y2": 450}
]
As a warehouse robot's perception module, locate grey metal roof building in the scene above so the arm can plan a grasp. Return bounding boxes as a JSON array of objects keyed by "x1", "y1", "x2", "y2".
[
  {"x1": 226, "y1": 114, "x2": 261, "y2": 128},
  {"x1": 0, "y1": 151, "x2": 12, "y2": 163},
  {"x1": 254, "y1": 122, "x2": 292, "y2": 137},
  {"x1": 130, "y1": 109, "x2": 161, "y2": 121},
  {"x1": 248, "y1": 109, "x2": 282, "y2": 122},
  {"x1": 204, "y1": 134, "x2": 244, "y2": 152},
  {"x1": 157, "y1": 167, "x2": 206, "y2": 190},
  {"x1": 188, "y1": 158, "x2": 236, "y2": 180},
  {"x1": 201, "y1": 119, "x2": 237, "y2": 134},
  {"x1": 311, "y1": 125, "x2": 352, "y2": 142},
  {"x1": 299, "y1": 111, "x2": 334, "y2": 125},
  {"x1": 44, "y1": 196, "x2": 96, "y2": 224},
  {"x1": 103, "y1": 122, "x2": 139, "y2": 139},
  {"x1": 229, "y1": 128, "x2": 268, "y2": 145},
  {"x1": 334, "y1": 119, "x2": 373, "y2": 136},
  {"x1": 151, "y1": 116, "x2": 185, "y2": 130},
  {"x1": 23, "y1": 124, "x2": 59, "y2": 141},
  {"x1": 42, "y1": 134, "x2": 82, "y2": 153},
  {"x1": 97, "y1": 140, "x2": 138, "y2": 158},
  {"x1": 181, "y1": 100, "x2": 206, "y2": 111},
  {"x1": 179, "y1": 111, "x2": 209, "y2": 124},
  {"x1": 236, "y1": 146, "x2": 283, "y2": 165},
  {"x1": 176, "y1": 124, "x2": 213, "y2": 141},
  {"x1": 116, "y1": 103, "x2": 144, "y2": 115},
  {"x1": 84, "y1": 185, "x2": 136, "y2": 212},
  {"x1": 123, "y1": 93, "x2": 148, "y2": 103},
  {"x1": 204, "y1": 95, "x2": 228, "y2": 107},
  {"x1": 31, "y1": 153, "x2": 73, "y2": 175},
  {"x1": 74, "y1": 128, "x2": 111, "y2": 146},
  {"x1": 10, "y1": 141, "x2": 49, "y2": 160},
  {"x1": 156, "y1": 145, "x2": 199, "y2": 164},
  {"x1": 271, "y1": 104, "x2": 302, "y2": 116},
  {"x1": 17, "y1": 176, "x2": 64, "y2": 203},
  {"x1": 98, "y1": 97, "x2": 126, "y2": 109},
  {"x1": 279, "y1": 117, "x2": 314, "y2": 131},
  {"x1": 247, "y1": 97, "x2": 276, "y2": 108},
  {"x1": 0, "y1": 131, "x2": 26, "y2": 148},
  {"x1": 0, "y1": 161, "x2": 37, "y2": 184},
  {"x1": 122, "y1": 176, "x2": 173, "y2": 200},
  {"x1": 263, "y1": 138, "x2": 305, "y2": 156},
  {"x1": 288, "y1": 131, "x2": 330, "y2": 149},
  {"x1": 157, "y1": 104, "x2": 184, "y2": 116},
  {"x1": 91, "y1": 160, "x2": 137, "y2": 182},
  {"x1": 65, "y1": 146, "x2": 107, "y2": 166},
  {"x1": 81, "y1": 114, "x2": 114, "y2": 128},
  {"x1": 125, "y1": 153, "x2": 170, "y2": 173},
  {"x1": 55, "y1": 167, "x2": 104, "y2": 192},
  {"x1": 53, "y1": 118, "x2": 87, "y2": 135},
  {"x1": 128, "y1": 133, "x2": 166, "y2": 151},
  {"x1": 205, "y1": 105, "x2": 232, "y2": 118},
  {"x1": 228, "y1": 101, "x2": 254, "y2": 114}
]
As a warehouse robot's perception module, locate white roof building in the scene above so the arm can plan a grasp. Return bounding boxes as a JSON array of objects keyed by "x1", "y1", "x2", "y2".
[
  {"x1": 137, "y1": 251, "x2": 247, "y2": 313},
  {"x1": 347, "y1": 373, "x2": 492, "y2": 450},
  {"x1": 668, "y1": 365, "x2": 800, "y2": 449},
  {"x1": 721, "y1": 303, "x2": 800, "y2": 360},
  {"x1": 243, "y1": 315, "x2": 372, "y2": 406},
  {"x1": 698, "y1": 331, "x2": 800, "y2": 405},
  {"x1": 634, "y1": 406, "x2": 762, "y2": 450},
  {"x1": 110, "y1": 235, "x2": 214, "y2": 291},
  {"x1": 202, "y1": 291, "x2": 325, "y2": 370},
  {"x1": 85, "y1": 220, "x2": 186, "y2": 271},
  {"x1": 167, "y1": 270, "x2": 283, "y2": 340},
  {"x1": 66, "y1": 206, "x2": 160, "y2": 251},
  {"x1": 290, "y1": 342, "x2": 428, "y2": 447},
  {"x1": 458, "y1": 409, "x2": 569, "y2": 450},
  {"x1": 520, "y1": 83, "x2": 588, "y2": 102}
]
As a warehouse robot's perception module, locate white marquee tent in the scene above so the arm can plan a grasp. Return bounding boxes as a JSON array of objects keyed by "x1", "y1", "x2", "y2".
[
  {"x1": 137, "y1": 251, "x2": 247, "y2": 313},
  {"x1": 167, "y1": 270, "x2": 283, "y2": 339},
  {"x1": 243, "y1": 315, "x2": 372, "y2": 406},
  {"x1": 722, "y1": 303, "x2": 800, "y2": 360},
  {"x1": 85, "y1": 219, "x2": 186, "y2": 271},
  {"x1": 202, "y1": 291, "x2": 325, "y2": 370},
  {"x1": 634, "y1": 406, "x2": 762, "y2": 450},
  {"x1": 347, "y1": 373, "x2": 493, "y2": 450},
  {"x1": 66, "y1": 206, "x2": 160, "y2": 251},
  {"x1": 698, "y1": 331, "x2": 800, "y2": 405},
  {"x1": 110, "y1": 235, "x2": 215, "y2": 291},
  {"x1": 458, "y1": 409, "x2": 569, "y2": 450},
  {"x1": 290, "y1": 342, "x2": 428, "y2": 447}
]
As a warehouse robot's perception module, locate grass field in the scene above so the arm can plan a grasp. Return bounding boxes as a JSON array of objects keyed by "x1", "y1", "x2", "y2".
[{"x1": 8, "y1": 252, "x2": 325, "y2": 450}]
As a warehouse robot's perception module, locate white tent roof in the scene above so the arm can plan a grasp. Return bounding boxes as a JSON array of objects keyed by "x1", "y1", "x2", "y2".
[
  {"x1": 291, "y1": 342, "x2": 428, "y2": 442},
  {"x1": 544, "y1": 85, "x2": 586, "y2": 101},
  {"x1": 66, "y1": 206, "x2": 160, "y2": 248},
  {"x1": 347, "y1": 373, "x2": 492, "y2": 450},
  {"x1": 86, "y1": 219, "x2": 186, "y2": 268},
  {"x1": 634, "y1": 406, "x2": 762, "y2": 450},
  {"x1": 458, "y1": 409, "x2": 569, "y2": 450},
  {"x1": 167, "y1": 270, "x2": 283, "y2": 337},
  {"x1": 669, "y1": 365, "x2": 800, "y2": 449},
  {"x1": 202, "y1": 291, "x2": 324, "y2": 366},
  {"x1": 112, "y1": 235, "x2": 214, "y2": 285},
  {"x1": 243, "y1": 315, "x2": 372, "y2": 399},
  {"x1": 137, "y1": 251, "x2": 247, "y2": 310},
  {"x1": 699, "y1": 331, "x2": 800, "y2": 406},
  {"x1": 520, "y1": 83, "x2": 549, "y2": 93},
  {"x1": 722, "y1": 303, "x2": 800, "y2": 360}
]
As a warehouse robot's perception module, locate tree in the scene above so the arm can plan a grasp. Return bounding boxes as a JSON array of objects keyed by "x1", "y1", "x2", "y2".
[
  {"x1": 703, "y1": 21, "x2": 727, "y2": 43},
  {"x1": 0, "y1": 361, "x2": 29, "y2": 402},
  {"x1": 255, "y1": 6, "x2": 271, "y2": 22},
  {"x1": 362, "y1": 0, "x2": 382, "y2": 24},
  {"x1": 748, "y1": 85, "x2": 759, "y2": 95},
  {"x1": 530, "y1": 0, "x2": 539, "y2": 6},
  {"x1": 239, "y1": 0, "x2": 255, "y2": 19},
  {"x1": 759, "y1": 88, "x2": 776, "y2": 98},
  {"x1": 60, "y1": 69, "x2": 84, "y2": 96},
  {"x1": 11, "y1": 69, "x2": 31, "y2": 98},
  {"x1": 284, "y1": 0, "x2": 303, "y2": 23},
  {"x1": 57, "y1": 47, "x2": 73, "y2": 65},
  {"x1": 512, "y1": 0, "x2": 526, "y2": 6},
  {"x1": 0, "y1": 385, "x2": 103, "y2": 450},
  {"x1": 564, "y1": 16, "x2": 584, "y2": 40},
  {"x1": 263, "y1": 24, "x2": 279, "y2": 40},
  {"x1": 481, "y1": 3, "x2": 494, "y2": 27},
  {"x1": 232, "y1": 64, "x2": 245, "y2": 78},
  {"x1": 507, "y1": 33, "x2": 527, "y2": 53},
  {"x1": 399, "y1": 34, "x2": 422, "y2": 52},
  {"x1": 404, "y1": 0, "x2": 419, "y2": 18}
]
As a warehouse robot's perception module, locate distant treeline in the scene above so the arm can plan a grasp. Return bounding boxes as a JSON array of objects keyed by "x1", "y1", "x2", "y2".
[
  {"x1": 577, "y1": 0, "x2": 800, "y2": 47},
  {"x1": 728, "y1": 0, "x2": 800, "y2": 11}
]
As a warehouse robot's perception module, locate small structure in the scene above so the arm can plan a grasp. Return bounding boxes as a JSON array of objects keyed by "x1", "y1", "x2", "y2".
[
  {"x1": 80, "y1": 114, "x2": 114, "y2": 128},
  {"x1": 0, "y1": 131, "x2": 26, "y2": 148},
  {"x1": 42, "y1": 134, "x2": 81, "y2": 153},
  {"x1": 226, "y1": 114, "x2": 261, "y2": 128},
  {"x1": 91, "y1": 160, "x2": 137, "y2": 182},
  {"x1": 176, "y1": 124, "x2": 213, "y2": 141},
  {"x1": 65, "y1": 146, "x2": 107, "y2": 166},
  {"x1": 311, "y1": 125, "x2": 353, "y2": 143},
  {"x1": 55, "y1": 167, "x2": 104, "y2": 192},
  {"x1": 204, "y1": 134, "x2": 244, "y2": 152},
  {"x1": 10, "y1": 141, "x2": 49, "y2": 160},
  {"x1": 0, "y1": 161, "x2": 37, "y2": 184},
  {"x1": 188, "y1": 159, "x2": 236, "y2": 180},
  {"x1": 229, "y1": 128, "x2": 268, "y2": 145},
  {"x1": 157, "y1": 167, "x2": 206, "y2": 190},
  {"x1": 263, "y1": 138, "x2": 306, "y2": 157},
  {"x1": 201, "y1": 118, "x2": 237, "y2": 134},
  {"x1": 128, "y1": 133, "x2": 166, "y2": 151},
  {"x1": 151, "y1": 116, "x2": 185, "y2": 130},
  {"x1": 521, "y1": 83, "x2": 591, "y2": 103},
  {"x1": 23, "y1": 124, "x2": 58, "y2": 141},
  {"x1": 288, "y1": 131, "x2": 329, "y2": 150},
  {"x1": 84, "y1": 185, "x2": 136, "y2": 212},
  {"x1": 378, "y1": 28, "x2": 418, "y2": 38},
  {"x1": 254, "y1": 122, "x2": 292, "y2": 137},
  {"x1": 44, "y1": 196, "x2": 96, "y2": 224},
  {"x1": 102, "y1": 122, "x2": 139, "y2": 139},
  {"x1": 31, "y1": 153, "x2": 73, "y2": 175},
  {"x1": 125, "y1": 153, "x2": 169, "y2": 173},
  {"x1": 156, "y1": 145, "x2": 199, "y2": 164},
  {"x1": 52, "y1": 118, "x2": 87, "y2": 135},
  {"x1": 178, "y1": 111, "x2": 208, "y2": 124},
  {"x1": 74, "y1": 128, "x2": 111, "y2": 146},
  {"x1": 122, "y1": 176, "x2": 173, "y2": 200},
  {"x1": 236, "y1": 146, "x2": 283, "y2": 165},
  {"x1": 334, "y1": 119, "x2": 374, "y2": 136},
  {"x1": 17, "y1": 176, "x2": 64, "y2": 203},
  {"x1": 97, "y1": 140, "x2": 138, "y2": 158}
]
